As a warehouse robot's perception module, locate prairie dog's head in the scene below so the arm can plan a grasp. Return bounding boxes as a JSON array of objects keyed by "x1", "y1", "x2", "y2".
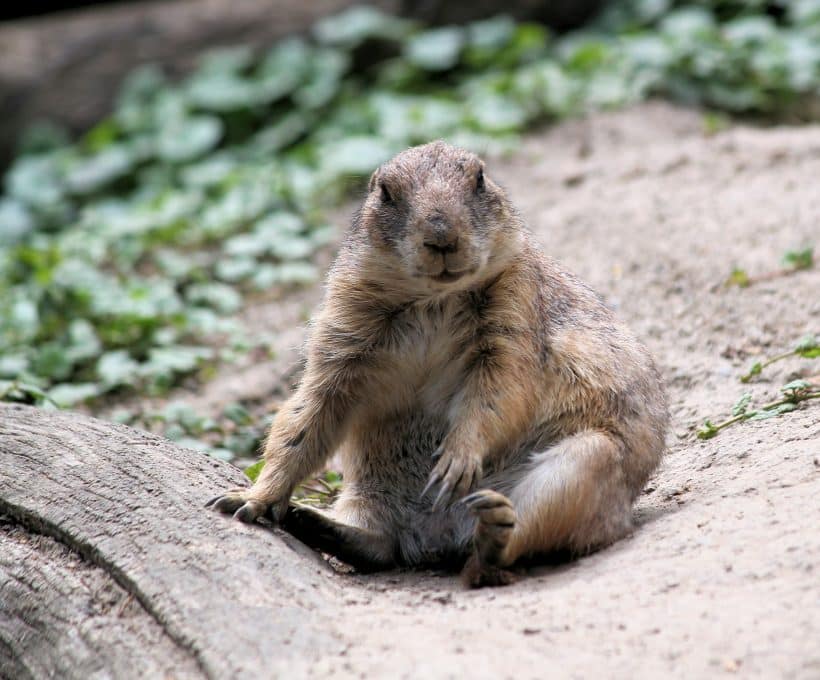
[{"x1": 359, "y1": 141, "x2": 521, "y2": 291}]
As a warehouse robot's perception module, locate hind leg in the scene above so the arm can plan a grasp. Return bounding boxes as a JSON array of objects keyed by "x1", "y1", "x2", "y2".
[
  {"x1": 507, "y1": 429, "x2": 634, "y2": 562},
  {"x1": 461, "y1": 430, "x2": 634, "y2": 587},
  {"x1": 282, "y1": 504, "x2": 395, "y2": 573}
]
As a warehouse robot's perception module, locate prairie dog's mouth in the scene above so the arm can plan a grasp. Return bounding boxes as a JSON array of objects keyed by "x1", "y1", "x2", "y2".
[{"x1": 430, "y1": 268, "x2": 472, "y2": 283}]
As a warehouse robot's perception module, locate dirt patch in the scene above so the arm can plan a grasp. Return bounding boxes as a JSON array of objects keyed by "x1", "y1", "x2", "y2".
[{"x1": 139, "y1": 102, "x2": 820, "y2": 677}]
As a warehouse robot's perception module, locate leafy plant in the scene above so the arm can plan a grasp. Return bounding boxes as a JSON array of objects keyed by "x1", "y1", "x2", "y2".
[
  {"x1": 728, "y1": 246, "x2": 815, "y2": 288},
  {"x1": 699, "y1": 332, "x2": 819, "y2": 439},
  {"x1": 2, "y1": 2, "x2": 820, "y2": 461},
  {"x1": 740, "y1": 334, "x2": 820, "y2": 382},
  {"x1": 697, "y1": 379, "x2": 820, "y2": 439}
]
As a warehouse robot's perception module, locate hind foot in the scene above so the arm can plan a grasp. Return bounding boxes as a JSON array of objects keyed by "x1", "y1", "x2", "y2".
[
  {"x1": 460, "y1": 489, "x2": 516, "y2": 588},
  {"x1": 461, "y1": 553, "x2": 516, "y2": 587}
]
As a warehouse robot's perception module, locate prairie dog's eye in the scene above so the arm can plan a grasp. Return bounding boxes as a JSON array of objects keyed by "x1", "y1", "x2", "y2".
[
  {"x1": 476, "y1": 168, "x2": 485, "y2": 193},
  {"x1": 380, "y1": 182, "x2": 393, "y2": 203}
]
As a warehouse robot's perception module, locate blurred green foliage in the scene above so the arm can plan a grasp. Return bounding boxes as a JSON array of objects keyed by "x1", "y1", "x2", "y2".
[{"x1": 1, "y1": 1, "x2": 819, "y2": 459}]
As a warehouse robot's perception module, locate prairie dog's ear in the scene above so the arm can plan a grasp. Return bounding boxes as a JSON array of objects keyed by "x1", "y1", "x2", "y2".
[
  {"x1": 368, "y1": 168, "x2": 380, "y2": 193},
  {"x1": 475, "y1": 162, "x2": 485, "y2": 193}
]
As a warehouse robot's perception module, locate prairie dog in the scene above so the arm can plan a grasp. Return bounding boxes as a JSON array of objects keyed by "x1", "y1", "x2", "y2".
[{"x1": 208, "y1": 141, "x2": 668, "y2": 587}]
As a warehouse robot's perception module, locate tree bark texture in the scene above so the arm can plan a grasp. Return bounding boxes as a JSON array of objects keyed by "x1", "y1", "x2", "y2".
[{"x1": 0, "y1": 403, "x2": 345, "y2": 679}]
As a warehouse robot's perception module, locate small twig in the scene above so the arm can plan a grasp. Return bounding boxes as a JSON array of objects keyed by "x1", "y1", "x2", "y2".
[
  {"x1": 117, "y1": 592, "x2": 135, "y2": 617},
  {"x1": 313, "y1": 476, "x2": 337, "y2": 494},
  {"x1": 726, "y1": 247, "x2": 814, "y2": 290}
]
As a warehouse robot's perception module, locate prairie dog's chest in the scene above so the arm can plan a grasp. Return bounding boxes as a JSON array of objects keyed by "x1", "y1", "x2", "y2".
[{"x1": 378, "y1": 297, "x2": 474, "y2": 408}]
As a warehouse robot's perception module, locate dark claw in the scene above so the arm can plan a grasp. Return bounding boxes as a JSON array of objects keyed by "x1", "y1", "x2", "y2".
[
  {"x1": 461, "y1": 490, "x2": 505, "y2": 510},
  {"x1": 267, "y1": 502, "x2": 286, "y2": 524},
  {"x1": 431, "y1": 481, "x2": 452, "y2": 512},
  {"x1": 233, "y1": 502, "x2": 260, "y2": 523},
  {"x1": 204, "y1": 495, "x2": 221, "y2": 508},
  {"x1": 420, "y1": 472, "x2": 441, "y2": 500},
  {"x1": 431, "y1": 444, "x2": 445, "y2": 461},
  {"x1": 211, "y1": 495, "x2": 245, "y2": 515},
  {"x1": 461, "y1": 491, "x2": 484, "y2": 506}
]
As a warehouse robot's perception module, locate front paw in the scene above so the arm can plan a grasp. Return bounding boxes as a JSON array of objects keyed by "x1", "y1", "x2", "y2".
[
  {"x1": 205, "y1": 488, "x2": 287, "y2": 524},
  {"x1": 421, "y1": 446, "x2": 482, "y2": 511}
]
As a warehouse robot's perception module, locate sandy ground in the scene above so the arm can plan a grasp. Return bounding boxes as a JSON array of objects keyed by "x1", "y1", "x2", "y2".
[{"x1": 151, "y1": 102, "x2": 819, "y2": 678}]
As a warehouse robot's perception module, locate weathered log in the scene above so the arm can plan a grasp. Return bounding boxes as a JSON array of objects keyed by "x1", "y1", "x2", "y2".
[
  {"x1": 0, "y1": 520, "x2": 201, "y2": 680},
  {"x1": 0, "y1": 403, "x2": 346, "y2": 679}
]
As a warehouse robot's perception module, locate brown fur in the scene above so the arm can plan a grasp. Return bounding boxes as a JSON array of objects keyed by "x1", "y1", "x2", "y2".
[{"x1": 207, "y1": 141, "x2": 669, "y2": 587}]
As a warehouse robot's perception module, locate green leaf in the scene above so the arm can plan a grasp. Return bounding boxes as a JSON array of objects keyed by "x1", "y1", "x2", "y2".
[
  {"x1": 48, "y1": 382, "x2": 102, "y2": 407},
  {"x1": 269, "y1": 236, "x2": 316, "y2": 261},
  {"x1": 313, "y1": 5, "x2": 415, "y2": 48},
  {"x1": 244, "y1": 459, "x2": 265, "y2": 482},
  {"x1": 257, "y1": 38, "x2": 311, "y2": 93},
  {"x1": 294, "y1": 48, "x2": 350, "y2": 110},
  {"x1": 111, "y1": 409, "x2": 135, "y2": 424},
  {"x1": 254, "y1": 212, "x2": 305, "y2": 238},
  {"x1": 696, "y1": 420, "x2": 718, "y2": 440},
  {"x1": 180, "y1": 155, "x2": 237, "y2": 188},
  {"x1": 749, "y1": 402, "x2": 798, "y2": 420},
  {"x1": 702, "y1": 111, "x2": 730, "y2": 136},
  {"x1": 117, "y1": 64, "x2": 166, "y2": 106},
  {"x1": 740, "y1": 361, "x2": 762, "y2": 383},
  {"x1": 82, "y1": 118, "x2": 121, "y2": 152},
  {"x1": 252, "y1": 261, "x2": 319, "y2": 289},
  {"x1": 405, "y1": 27, "x2": 465, "y2": 71},
  {"x1": 5, "y1": 155, "x2": 64, "y2": 209},
  {"x1": 0, "y1": 199, "x2": 34, "y2": 246},
  {"x1": 175, "y1": 436, "x2": 214, "y2": 454},
  {"x1": 274, "y1": 261, "x2": 319, "y2": 285},
  {"x1": 197, "y1": 46, "x2": 255, "y2": 76},
  {"x1": 145, "y1": 345, "x2": 214, "y2": 376},
  {"x1": 563, "y1": 40, "x2": 611, "y2": 74},
  {"x1": 186, "y1": 74, "x2": 257, "y2": 112},
  {"x1": 65, "y1": 145, "x2": 135, "y2": 195},
  {"x1": 156, "y1": 116, "x2": 223, "y2": 163},
  {"x1": 789, "y1": 0, "x2": 820, "y2": 25},
  {"x1": 224, "y1": 428, "x2": 262, "y2": 457},
  {"x1": 0, "y1": 380, "x2": 54, "y2": 405},
  {"x1": 731, "y1": 392, "x2": 752, "y2": 417},
  {"x1": 781, "y1": 380, "x2": 812, "y2": 399},
  {"x1": 249, "y1": 113, "x2": 311, "y2": 154},
  {"x1": 469, "y1": 94, "x2": 529, "y2": 133},
  {"x1": 223, "y1": 401, "x2": 253, "y2": 425},
  {"x1": 32, "y1": 344, "x2": 75, "y2": 381},
  {"x1": 795, "y1": 334, "x2": 820, "y2": 358},
  {"x1": 782, "y1": 247, "x2": 813, "y2": 271},
  {"x1": 66, "y1": 319, "x2": 102, "y2": 363},
  {"x1": 467, "y1": 15, "x2": 516, "y2": 52},
  {"x1": 18, "y1": 121, "x2": 70, "y2": 156},
  {"x1": 215, "y1": 256, "x2": 257, "y2": 282},
  {"x1": 8, "y1": 299, "x2": 39, "y2": 340},
  {"x1": 727, "y1": 268, "x2": 750, "y2": 287},
  {"x1": 724, "y1": 16, "x2": 776, "y2": 47},
  {"x1": 631, "y1": 0, "x2": 672, "y2": 23},
  {"x1": 321, "y1": 136, "x2": 395, "y2": 177},
  {"x1": 97, "y1": 350, "x2": 141, "y2": 388},
  {"x1": 224, "y1": 232, "x2": 270, "y2": 258},
  {"x1": 659, "y1": 8, "x2": 716, "y2": 41},
  {"x1": 0, "y1": 355, "x2": 29, "y2": 379},
  {"x1": 185, "y1": 282, "x2": 242, "y2": 314}
]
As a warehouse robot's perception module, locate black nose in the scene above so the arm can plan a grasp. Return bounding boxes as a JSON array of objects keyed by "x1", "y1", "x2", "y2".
[
  {"x1": 424, "y1": 239, "x2": 458, "y2": 255},
  {"x1": 423, "y1": 215, "x2": 459, "y2": 254}
]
